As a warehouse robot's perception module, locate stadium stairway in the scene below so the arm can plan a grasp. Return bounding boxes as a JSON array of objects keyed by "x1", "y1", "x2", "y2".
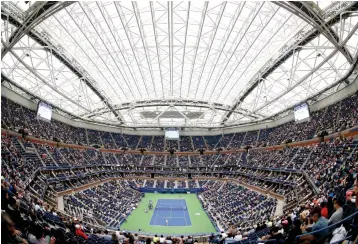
[
  {"x1": 58, "y1": 195, "x2": 64, "y2": 211},
  {"x1": 285, "y1": 147, "x2": 299, "y2": 168},
  {"x1": 189, "y1": 136, "x2": 195, "y2": 151},
  {"x1": 33, "y1": 144, "x2": 58, "y2": 167},
  {"x1": 274, "y1": 199, "x2": 284, "y2": 216},
  {"x1": 53, "y1": 148, "x2": 71, "y2": 166},
  {"x1": 296, "y1": 147, "x2": 312, "y2": 168},
  {"x1": 12, "y1": 137, "x2": 46, "y2": 168},
  {"x1": 217, "y1": 181, "x2": 226, "y2": 191},
  {"x1": 299, "y1": 148, "x2": 314, "y2": 170},
  {"x1": 188, "y1": 156, "x2": 192, "y2": 167},
  {"x1": 161, "y1": 155, "x2": 167, "y2": 166}
]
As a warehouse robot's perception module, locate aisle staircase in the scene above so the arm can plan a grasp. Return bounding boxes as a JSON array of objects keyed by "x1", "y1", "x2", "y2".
[{"x1": 12, "y1": 138, "x2": 45, "y2": 169}]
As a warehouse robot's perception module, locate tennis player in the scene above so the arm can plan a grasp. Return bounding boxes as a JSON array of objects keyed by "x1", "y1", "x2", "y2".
[{"x1": 166, "y1": 219, "x2": 168, "y2": 226}]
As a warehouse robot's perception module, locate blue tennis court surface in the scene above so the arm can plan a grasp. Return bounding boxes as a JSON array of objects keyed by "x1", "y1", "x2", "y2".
[{"x1": 149, "y1": 199, "x2": 192, "y2": 226}]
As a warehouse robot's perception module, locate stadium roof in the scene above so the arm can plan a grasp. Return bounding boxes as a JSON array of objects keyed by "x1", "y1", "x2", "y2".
[{"x1": 1, "y1": 1, "x2": 358, "y2": 128}]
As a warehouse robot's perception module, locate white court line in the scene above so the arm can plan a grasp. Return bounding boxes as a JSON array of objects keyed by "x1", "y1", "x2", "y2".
[
  {"x1": 152, "y1": 199, "x2": 192, "y2": 226},
  {"x1": 170, "y1": 202, "x2": 172, "y2": 220},
  {"x1": 153, "y1": 208, "x2": 159, "y2": 226},
  {"x1": 150, "y1": 224, "x2": 193, "y2": 227},
  {"x1": 157, "y1": 217, "x2": 186, "y2": 219}
]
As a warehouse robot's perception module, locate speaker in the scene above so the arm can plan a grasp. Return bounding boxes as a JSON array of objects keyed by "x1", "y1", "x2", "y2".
[
  {"x1": 244, "y1": 145, "x2": 252, "y2": 150},
  {"x1": 91, "y1": 144, "x2": 101, "y2": 149},
  {"x1": 151, "y1": 173, "x2": 154, "y2": 178},
  {"x1": 199, "y1": 148, "x2": 205, "y2": 155},
  {"x1": 139, "y1": 148, "x2": 147, "y2": 154},
  {"x1": 188, "y1": 173, "x2": 192, "y2": 179},
  {"x1": 283, "y1": 139, "x2": 292, "y2": 144},
  {"x1": 169, "y1": 148, "x2": 175, "y2": 155},
  {"x1": 317, "y1": 130, "x2": 328, "y2": 137}
]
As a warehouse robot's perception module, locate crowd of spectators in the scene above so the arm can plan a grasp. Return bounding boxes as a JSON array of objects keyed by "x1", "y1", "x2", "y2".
[
  {"x1": 180, "y1": 136, "x2": 194, "y2": 152},
  {"x1": 1, "y1": 93, "x2": 358, "y2": 243},
  {"x1": 151, "y1": 136, "x2": 165, "y2": 152},
  {"x1": 99, "y1": 131, "x2": 117, "y2": 149},
  {"x1": 65, "y1": 180, "x2": 143, "y2": 229},
  {"x1": 1, "y1": 141, "x2": 125, "y2": 243},
  {"x1": 3, "y1": 131, "x2": 356, "y2": 206},
  {"x1": 337, "y1": 94, "x2": 358, "y2": 131},
  {"x1": 122, "y1": 135, "x2": 141, "y2": 150},
  {"x1": 154, "y1": 155, "x2": 165, "y2": 166},
  {"x1": 190, "y1": 155, "x2": 203, "y2": 167},
  {"x1": 142, "y1": 155, "x2": 154, "y2": 166},
  {"x1": 2, "y1": 94, "x2": 358, "y2": 153},
  {"x1": 192, "y1": 136, "x2": 206, "y2": 150},
  {"x1": 3, "y1": 141, "x2": 357, "y2": 243},
  {"x1": 166, "y1": 156, "x2": 178, "y2": 167},
  {"x1": 204, "y1": 135, "x2": 222, "y2": 150},
  {"x1": 242, "y1": 130, "x2": 258, "y2": 147},
  {"x1": 205, "y1": 185, "x2": 357, "y2": 244},
  {"x1": 228, "y1": 132, "x2": 246, "y2": 149},
  {"x1": 188, "y1": 180, "x2": 198, "y2": 188},
  {"x1": 305, "y1": 138, "x2": 358, "y2": 192},
  {"x1": 200, "y1": 182, "x2": 277, "y2": 231},
  {"x1": 2, "y1": 171, "x2": 169, "y2": 244},
  {"x1": 178, "y1": 156, "x2": 189, "y2": 167},
  {"x1": 166, "y1": 140, "x2": 179, "y2": 151}
]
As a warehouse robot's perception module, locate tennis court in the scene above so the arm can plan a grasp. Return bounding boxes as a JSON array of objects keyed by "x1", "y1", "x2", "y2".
[
  {"x1": 120, "y1": 193, "x2": 216, "y2": 235},
  {"x1": 149, "y1": 199, "x2": 192, "y2": 226}
]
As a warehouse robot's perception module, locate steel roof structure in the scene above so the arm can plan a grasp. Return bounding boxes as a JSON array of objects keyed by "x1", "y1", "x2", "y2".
[{"x1": 1, "y1": 1, "x2": 358, "y2": 128}]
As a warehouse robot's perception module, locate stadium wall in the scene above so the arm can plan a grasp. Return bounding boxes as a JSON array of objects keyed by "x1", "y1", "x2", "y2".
[{"x1": 2, "y1": 73, "x2": 358, "y2": 136}]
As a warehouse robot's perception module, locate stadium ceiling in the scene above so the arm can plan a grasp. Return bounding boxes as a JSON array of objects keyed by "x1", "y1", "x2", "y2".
[{"x1": 1, "y1": 1, "x2": 358, "y2": 129}]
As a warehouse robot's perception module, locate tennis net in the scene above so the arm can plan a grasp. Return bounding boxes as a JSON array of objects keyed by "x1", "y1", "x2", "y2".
[{"x1": 155, "y1": 206, "x2": 187, "y2": 211}]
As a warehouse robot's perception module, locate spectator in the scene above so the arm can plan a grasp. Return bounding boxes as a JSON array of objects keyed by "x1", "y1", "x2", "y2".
[
  {"x1": 74, "y1": 224, "x2": 88, "y2": 240},
  {"x1": 165, "y1": 236, "x2": 173, "y2": 244},
  {"x1": 284, "y1": 219, "x2": 302, "y2": 243},
  {"x1": 269, "y1": 227, "x2": 284, "y2": 241},
  {"x1": 300, "y1": 209, "x2": 328, "y2": 243},
  {"x1": 1, "y1": 214, "x2": 28, "y2": 244},
  {"x1": 159, "y1": 235, "x2": 165, "y2": 243},
  {"x1": 320, "y1": 202, "x2": 328, "y2": 219},
  {"x1": 234, "y1": 231, "x2": 243, "y2": 241},
  {"x1": 102, "y1": 230, "x2": 112, "y2": 241},
  {"x1": 27, "y1": 224, "x2": 53, "y2": 244},
  {"x1": 228, "y1": 224, "x2": 238, "y2": 236},
  {"x1": 116, "y1": 231, "x2": 125, "y2": 242},
  {"x1": 153, "y1": 234, "x2": 159, "y2": 243},
  {"x1": 327, "y1": 199, "x2": 344, "y2": 225},
  {"x1": 111, "y1": 233, "x2": 119, "y2": 244},
  {"x1": 133, "y1": 233, "x2": 140, "y2": 244},
  {"x1": 185, "y1": 235, "x2": 193, "y2": 244}
]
